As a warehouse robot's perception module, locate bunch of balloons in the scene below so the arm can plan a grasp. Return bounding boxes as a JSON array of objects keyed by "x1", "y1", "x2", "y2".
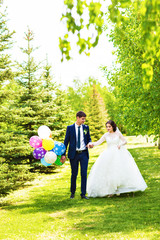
[{"x1": 29, "y1": 125, "x2": 66, "y2": 167}]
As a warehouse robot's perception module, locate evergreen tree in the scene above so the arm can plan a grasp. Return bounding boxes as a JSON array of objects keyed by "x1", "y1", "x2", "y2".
[
  {"x1": 40, "y1": 56, "x2": 72, "y2": 142},
  {"x1": 0, "y1": 8, "x2": 36, "y2": 195},
  {"x1": 66, "y1": 78, "x2": 111, "y2": 141},
  {"x1": 0, "y1": 8, "x2": 14, "y2": 86},
  {"x1": 0, "y1": 6, "x2": 15, "y2": 161},
  {"x1": 2, "y1": 28, "x2": 71, "y2": 166},
  {"x1": 85, "y1": 83, "x2": 107, "y2": 141},
  {"x1": 66, "y1": 79, "x2": 87, "y2": 115}
]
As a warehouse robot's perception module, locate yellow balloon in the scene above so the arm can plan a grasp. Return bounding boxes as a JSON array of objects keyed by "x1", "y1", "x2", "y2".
[{"x1": 42, "y1": 138, "x2": 54, "y2": 151}]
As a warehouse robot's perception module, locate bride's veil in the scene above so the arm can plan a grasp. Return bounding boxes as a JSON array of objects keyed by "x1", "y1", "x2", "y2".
[
  {"x1": 116, "y1": 127, "x2": 121, "y2": 134},
  {"x1": 116, "y1": 127, "x2": 123, "y2": 142}
]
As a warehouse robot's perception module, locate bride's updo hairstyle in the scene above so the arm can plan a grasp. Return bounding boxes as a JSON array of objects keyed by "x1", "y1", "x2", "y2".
[{"x1": 106, "y1": 120, "x2": 117, "y2": 132}]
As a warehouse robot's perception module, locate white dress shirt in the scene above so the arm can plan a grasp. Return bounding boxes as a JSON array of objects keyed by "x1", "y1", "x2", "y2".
[{"x1": 75, "y1": 123, "x2": 86, "y2": 150}]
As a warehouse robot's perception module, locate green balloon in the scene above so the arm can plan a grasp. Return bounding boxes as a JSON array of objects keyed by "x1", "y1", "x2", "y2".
[{"x1": 55, "y1": 155, "x2": 63, "y2": 166}]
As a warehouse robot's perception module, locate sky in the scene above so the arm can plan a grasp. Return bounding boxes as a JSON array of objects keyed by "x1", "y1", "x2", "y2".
[{"x1": 2, "y1": 0, "x2": 114, "y2": 88}]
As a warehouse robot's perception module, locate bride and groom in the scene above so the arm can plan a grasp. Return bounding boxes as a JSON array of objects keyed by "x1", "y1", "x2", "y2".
[{"x1": 61, "y1": 111, "x2": 147, "y2": 199}]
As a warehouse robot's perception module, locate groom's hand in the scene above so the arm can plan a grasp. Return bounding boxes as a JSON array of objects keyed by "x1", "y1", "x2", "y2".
[{"x1": 60, "y1": 155, "x2": 66, "y2": 163}]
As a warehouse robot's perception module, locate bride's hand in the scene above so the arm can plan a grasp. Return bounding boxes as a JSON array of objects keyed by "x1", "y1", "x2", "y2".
[
  {"x1": 117, "y1": 145, "x2": 121, "y2": 149},
  {"x1": 86, "y1": 143, "x2": 94, "y2": 148}
]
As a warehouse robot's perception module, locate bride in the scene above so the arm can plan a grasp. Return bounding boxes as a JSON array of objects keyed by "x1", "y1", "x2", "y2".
[{"x1": 86, "y1": 120, "x2": 147, "y2": 197}]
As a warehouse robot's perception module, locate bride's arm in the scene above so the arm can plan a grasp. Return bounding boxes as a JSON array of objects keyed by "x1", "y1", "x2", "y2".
[
  {"x1": 117, "y1": 132, "x2": 127, "y2": 148},
  {"x1": 88, "y1": 133, "x2": 106, "y2": 147}
]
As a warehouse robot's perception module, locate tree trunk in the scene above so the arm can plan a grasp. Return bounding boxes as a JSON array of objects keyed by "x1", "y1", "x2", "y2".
[{"x1": 158, "y1": 137, "x2": 160, "y2": 149}]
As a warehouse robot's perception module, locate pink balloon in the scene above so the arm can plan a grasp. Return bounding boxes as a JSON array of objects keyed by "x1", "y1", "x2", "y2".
[{"x1": 29, "y1": 136, "x2": 42, "y2": 148}]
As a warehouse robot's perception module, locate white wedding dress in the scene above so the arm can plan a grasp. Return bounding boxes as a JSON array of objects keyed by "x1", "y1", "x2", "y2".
[{"x1": 87, "y1": 132, "x2": 147, "y2": 197}]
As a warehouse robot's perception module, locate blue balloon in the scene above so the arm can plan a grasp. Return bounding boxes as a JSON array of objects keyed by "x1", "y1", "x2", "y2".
[
  {"x1": 41, "y1": 157, "x2": 52, "y2": 167},
  {"x1": 53, "y1": 141, "x2": 66, "y2": 155}
]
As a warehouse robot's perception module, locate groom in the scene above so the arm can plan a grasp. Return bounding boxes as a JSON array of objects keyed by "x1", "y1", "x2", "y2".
[{"x1": 61, "y1": 111, "x2": 92, "y2": 199}]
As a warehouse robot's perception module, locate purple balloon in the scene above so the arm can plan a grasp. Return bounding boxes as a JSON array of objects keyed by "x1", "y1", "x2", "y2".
[{"x1": 33, "y1": 147, "x2": 46, "y2": 159}]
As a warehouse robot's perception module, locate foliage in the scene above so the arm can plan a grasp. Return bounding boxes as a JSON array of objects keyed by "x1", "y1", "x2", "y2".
[
  {"x1": 104, "y1": 8, "x2": 160, "y2": 140},
  {"x1": 96, "y1": 82, "x2": 117, "y2": 125},
  {"x1": 0, "y1": 141, "x2": 159, "y2": 239},
  {"x1": 59, "y1": 0, "x2": 104, "y2": 61},
  {"x1": 66, "y1": 79, "x2": 87, "y2": 114},
  {"x1": 0, "y1": 7, "x2": 14, "y2": 85},
  {"x1": 40, "y1": 58, "x2": 72, "y2": 142},
  {"x1": 0, "y1": 6, "x2": 16, "y2": 164},
  {"x1": 0, "y1": 8, "x2": 38, "y2": 195},
  {"x1": 84, "y1": 83, "x2": 108, "y2": 141},
  {"x1": 60, "y1": 0, "x2": 160, "y2": 86},
  {"x1": 66, "y1": 77, "x2": 109, "y2": 140},
  {"x1": 0, "y1": 6, "x2": 15, "y2": 112},
  {"x1": 0, "y1": 26, "x2": 71, "y2": 168},
  {"x1": 0, "y1": 158, "x2": 35, "y2": 196}
]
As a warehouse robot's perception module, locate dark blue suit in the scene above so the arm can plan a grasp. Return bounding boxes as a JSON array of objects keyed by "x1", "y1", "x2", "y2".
[{"x1": 64, "y1": 124, "x2": 91, "y2": 196}]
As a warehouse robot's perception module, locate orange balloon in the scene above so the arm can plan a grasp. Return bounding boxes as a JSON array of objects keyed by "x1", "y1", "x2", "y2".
[{"x1": 49, "y1": 133, "x2": 52, "y2": 138}]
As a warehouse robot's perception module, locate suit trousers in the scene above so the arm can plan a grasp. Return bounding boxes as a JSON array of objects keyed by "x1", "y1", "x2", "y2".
[{"x1": 70, "y1": 150, "x2": 89, "y2": 196}]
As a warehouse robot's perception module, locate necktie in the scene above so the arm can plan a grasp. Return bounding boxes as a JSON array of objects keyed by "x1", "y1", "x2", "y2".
[{"x1": 77, "y1": 126, "x2": 80, "y2": 149}]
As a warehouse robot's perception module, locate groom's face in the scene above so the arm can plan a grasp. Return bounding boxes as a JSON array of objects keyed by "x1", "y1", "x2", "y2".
[{"x1": 77, "y1": 116, "x2": 86, "y2": 125}]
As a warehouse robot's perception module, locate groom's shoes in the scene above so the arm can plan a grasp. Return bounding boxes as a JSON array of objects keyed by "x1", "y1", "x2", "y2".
[
  {"x1": 81, "y1": 195, "x2": 89, "y2": 200},
  {"x1": 70, "y1": 193, "x2": 75, "y2": 199}
]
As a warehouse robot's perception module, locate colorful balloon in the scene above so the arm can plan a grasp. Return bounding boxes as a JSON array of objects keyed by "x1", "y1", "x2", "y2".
[
  {"x1": 44, "y1": 151, "x2": 57, "y2": 163},
  {"x1": 38, "y1": 125, "x2": 51, "y2": 139},
  {"x1": 29, "y1": 136, "x2": 42, "y2": 148},
  {"x1": 41, "y1": 157, "x2": 52, "y2": 167},
  {"x1": 54, "y1": 155, "x2": 64, "y2": 166},
  {"x1": 42, "y1": 138, "x2": 54, "y2": 151},
  {"x1": 53, "y1": 141, "x2": 66, "y2": 155},
  {"x1": 49, "y1": 132, "x2": 52, "y2": 138},
  {"x1": 33, "y1": 147, "x2": 46, "y2": 159}
]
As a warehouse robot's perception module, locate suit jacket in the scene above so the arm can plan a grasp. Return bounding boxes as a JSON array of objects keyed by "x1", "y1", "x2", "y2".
[{"x1": 64, "y1": 123, "x2": 91, "y2": 159}]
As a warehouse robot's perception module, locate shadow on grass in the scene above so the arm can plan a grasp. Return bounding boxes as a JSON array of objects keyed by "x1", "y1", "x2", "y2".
[
  {"x1": 2, "y1": 147, "x2": 160, "y2": 237},
  {"x1": 0, "y1": 164, "x2": 60, "y2": 198},
  {"x1": 3, "y1": 188, "x2": 159, "y2": 237}
]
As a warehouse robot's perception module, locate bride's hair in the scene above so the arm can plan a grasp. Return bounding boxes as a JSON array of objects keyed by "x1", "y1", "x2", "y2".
[{"x1": 106, "y1": 120, "x2": 117, "y2": 132}]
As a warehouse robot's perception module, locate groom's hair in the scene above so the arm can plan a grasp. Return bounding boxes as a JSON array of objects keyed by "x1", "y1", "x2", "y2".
[
  {"x1": 76, "y1": 111, "x2": 86, "y2": 118},
  {"x1": 106, "y1": 120, "x2": 117, "y2": 132}
]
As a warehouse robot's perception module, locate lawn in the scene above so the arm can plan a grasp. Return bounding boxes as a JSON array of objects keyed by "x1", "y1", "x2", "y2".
[{"x1": 0, "y1": 138, "x2": 159, "y2": 240}]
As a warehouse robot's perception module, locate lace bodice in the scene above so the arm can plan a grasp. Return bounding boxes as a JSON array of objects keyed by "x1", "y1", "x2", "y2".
[
  {"x1": 91, "y1": 132, "x2": 127, "y2": 148},
  {"x1": 106, "y1": 134, "x2": 120, "y2": 147}
]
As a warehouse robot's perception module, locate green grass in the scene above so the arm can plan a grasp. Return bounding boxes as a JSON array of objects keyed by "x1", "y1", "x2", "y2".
[{"x1": 0, "y1": 140, "x2": 159, "y2": 240}]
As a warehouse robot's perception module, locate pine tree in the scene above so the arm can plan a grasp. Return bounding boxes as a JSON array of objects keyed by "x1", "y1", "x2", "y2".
[
  {"x1": 40, "y1": 56, "x2": 72, "y2": 142},
  {"x1": 85, "y1": 83, "x2": 108, "y2": 141},
  {"x1": 65, "y1": 78, "x2": 109, "y2": 141},
  {"x1": 0, "y1": 7, "x2": 36, "y2": 195},
  {"x1": 0, "y1": 6, "x2": 15, "y2": 161},
  {"x1": 2, "y1": 28, "x2": 70, "y2": 166}
]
